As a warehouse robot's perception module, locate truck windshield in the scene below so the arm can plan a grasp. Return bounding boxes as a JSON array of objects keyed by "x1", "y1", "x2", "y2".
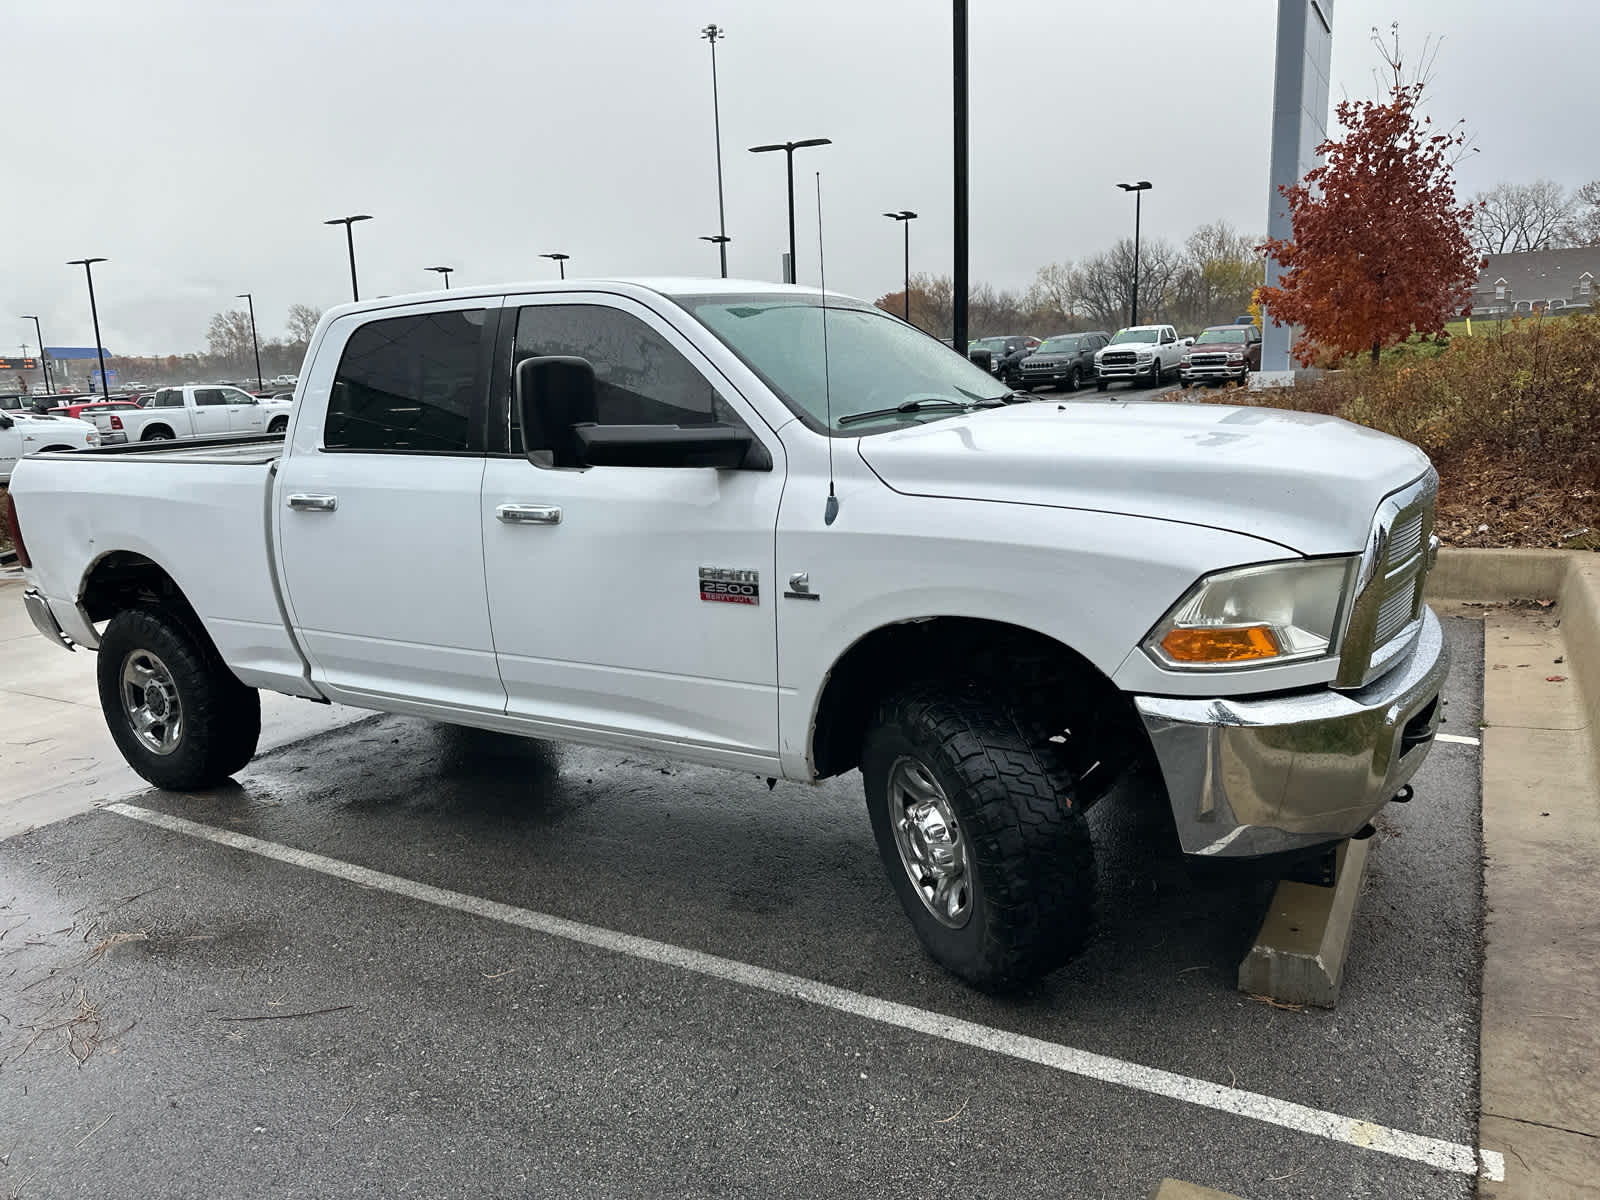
[
  {"x1": 1110, "y1": 329, "x2": 1160, "y2": 344},
  {"x1": 670, "y1": 293, "x2": 1008, "y2": 435},
  {"x1": 1195, "y1": 329, "x2": 1249, "y2": 344}
]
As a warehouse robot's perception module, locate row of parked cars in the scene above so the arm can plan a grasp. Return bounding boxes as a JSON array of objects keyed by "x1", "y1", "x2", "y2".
[
  {"x1": 970, "y1": 322, "x2": 1264, "y2": 392},
  {"x1": 0, "y1": 383, "x2": 298, "y2": 484}
]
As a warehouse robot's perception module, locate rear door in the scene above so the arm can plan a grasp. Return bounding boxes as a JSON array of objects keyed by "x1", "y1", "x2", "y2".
[
  {"x1": 479, "y1": 293, "x2": 783, "y2": 766},
  {"x1": 189, "y1": 388, "x2": 232, "y2": 439},
  {"x1": 274, "y1": 298, "x2": 505, "y2": 714}
]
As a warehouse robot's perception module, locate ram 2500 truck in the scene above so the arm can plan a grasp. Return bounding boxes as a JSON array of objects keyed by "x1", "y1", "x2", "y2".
[
  {"x1": 1094, "y1": 324, "x2": 1187, "y2": 390},
  {"x1": 84, "y1": 383, "x2": 293, "y2": 444},
  {"x1": 7, "y1": 279, "x2": 1448, "y2": 991}
]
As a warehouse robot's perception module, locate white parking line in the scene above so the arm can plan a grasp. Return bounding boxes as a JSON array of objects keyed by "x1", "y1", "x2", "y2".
[
  {"x1": 1436, "y1": 733, "x2": 1482, "y2": 747},
  {"x1": 106, "y1": 800, "x2": 1505, "y2": 1183}
]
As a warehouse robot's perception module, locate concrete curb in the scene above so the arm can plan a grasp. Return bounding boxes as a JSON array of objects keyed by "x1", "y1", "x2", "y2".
[
  {"x1": 1237, "y1": 838, "x2": 1371, "y2": 1008},
  {"x1": 1429, "y1": 548, "x2": 1600, "y2": 770}
]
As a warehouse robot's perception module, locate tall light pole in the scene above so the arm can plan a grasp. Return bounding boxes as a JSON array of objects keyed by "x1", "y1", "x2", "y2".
[
  {"x1": 237, "y1": 292, "x2": 264, "y2": 392},
  {"x1": 748, "y1": 138, "x2": 831, "y2": 284},
  {"x1": 701, "y1": 23, "x2": 730, "y2": 279},
  {"x1": 541, "y1": 252, "x2": 570, "y2": 280},
  {"x1": 426, "y1": 265, "x2": 454, "y2": 290},
  {"x1": 699, "y1": 235, "x2": 732, "y2": 272},
  {"x1": 952, "y1": 0, "x2": 969, "y2": 353},
  {"x1": 66, "y1": 258, "x2": 110, "y2": 398},
  {"x1": 883, "y1": 211, "x2": 918, "y2": 321},
  {"x1": 20, "y1": 314, "x2": 50, "y2": 393},
  {"x1": 324, "y1": 214, "x2": 372, "y2": 302},
  {"x1": 1116, "y1": 181, "x2": 1152, "y2": 327}
]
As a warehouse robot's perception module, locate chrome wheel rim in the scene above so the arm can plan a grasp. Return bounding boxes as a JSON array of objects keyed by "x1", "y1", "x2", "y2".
[
  {"x1": 887, "y1": 756, "x2": 972, "y2": 928},
  {"x1": 120, "y1": 649, "x2": 183, "y2": 756}
]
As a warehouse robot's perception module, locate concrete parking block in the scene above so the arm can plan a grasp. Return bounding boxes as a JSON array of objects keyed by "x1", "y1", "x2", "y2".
[{"x1": 1236, "y1": 837, "x2": 1370, "y2": 1008}]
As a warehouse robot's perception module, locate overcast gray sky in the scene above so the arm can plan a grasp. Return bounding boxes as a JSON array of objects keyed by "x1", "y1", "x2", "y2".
[{"x1": 7, "y1": 0, "x2": 1594, "y2": 356}]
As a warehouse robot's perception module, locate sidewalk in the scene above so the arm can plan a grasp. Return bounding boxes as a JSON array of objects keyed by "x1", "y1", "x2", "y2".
[
  {"x1": 0, "y1": 577, "x2": 362, "y2": 838},
  {"x1": 1478, "y1": 603, "x2": 1600, "y2": 1197}
]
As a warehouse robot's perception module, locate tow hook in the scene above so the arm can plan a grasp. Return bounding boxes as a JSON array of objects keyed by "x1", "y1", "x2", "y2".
[{"x1": 1391, "y1": 784, "x2": 1415, "y2": 804}]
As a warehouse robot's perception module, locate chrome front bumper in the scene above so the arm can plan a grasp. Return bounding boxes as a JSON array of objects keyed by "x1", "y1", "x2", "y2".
[{"x1": 1134, "y1": 606, "x2": 1450, "y2": 857}]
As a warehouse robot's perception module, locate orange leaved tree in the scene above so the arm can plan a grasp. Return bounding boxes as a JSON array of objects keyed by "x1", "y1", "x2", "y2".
[{"x1": 1258, "y1": 68, "x2": 1482, "y2": 365}]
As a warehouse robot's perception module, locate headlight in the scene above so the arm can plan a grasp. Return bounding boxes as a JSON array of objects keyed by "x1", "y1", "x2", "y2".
[
  {"x1": 1227, "y1": 351, "x2": 1245, "y2": 362},
  {"x1": 86, "y1": 432, "x2": 99, "y2": 445},
  {"x1": 1181, "y1": 354, "x2": 1192, "y2": 364},
  {"x1": 1144, "y1": 558, "x2": 1357, "y2": 670},
  {"x1": 1136, "y1": 350, "x2": 1154, "y2": 360}
]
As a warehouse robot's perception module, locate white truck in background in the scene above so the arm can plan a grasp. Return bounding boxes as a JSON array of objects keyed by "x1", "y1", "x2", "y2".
[
  {"x1": 0, "y1": 410, "x2": 100, "y2": 483},
  {"x1": 7, "y1": 278, "x2": 1448, "y2": 992},
  {"x1": 83, "y1": 384, "x2": 293, "y2": 444},
  {"x1": 1094, "y1": 324, "x2": 1188, "y2": 390}
]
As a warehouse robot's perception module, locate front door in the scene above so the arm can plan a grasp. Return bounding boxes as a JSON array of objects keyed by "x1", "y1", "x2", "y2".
[
  {"x1": 218, "y1": 386, "x2": 268, "y2": 434},
  {"x1": 274, "y1": 300, "x2": 506, "y2": 714},
  {"x1": 480, "y1": 295, "x2": 783, "y2": 768}
]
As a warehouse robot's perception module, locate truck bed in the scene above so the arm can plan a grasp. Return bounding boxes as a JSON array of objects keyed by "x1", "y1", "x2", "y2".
[{"x1": 41, "y1": 431, "x2": 285, "y2": 467}]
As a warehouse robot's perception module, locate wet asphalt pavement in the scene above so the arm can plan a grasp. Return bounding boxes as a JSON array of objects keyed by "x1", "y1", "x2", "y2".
[{"x1": 0, "y1": 617, "x2": 1484, "y2": 1199}]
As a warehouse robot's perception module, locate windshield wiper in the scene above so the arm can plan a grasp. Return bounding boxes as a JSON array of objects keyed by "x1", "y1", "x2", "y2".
[{"x1": 837, "y1": 395, "x2": 1006, "y2": 428}]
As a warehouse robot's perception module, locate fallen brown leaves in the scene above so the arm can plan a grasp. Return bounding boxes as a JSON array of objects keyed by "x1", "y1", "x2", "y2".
[{"x1": 1432, "y1": 443, "x2": 1600, "y2": 550}]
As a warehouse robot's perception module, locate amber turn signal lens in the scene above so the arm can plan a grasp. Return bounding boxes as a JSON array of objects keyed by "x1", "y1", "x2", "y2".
[{"x1": 1160, "y1": 624, "x2": 1281, "y2": 663}]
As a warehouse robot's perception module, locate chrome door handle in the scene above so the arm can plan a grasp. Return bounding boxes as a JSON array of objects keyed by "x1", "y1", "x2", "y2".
[
  {"x1": 287, "y1": 494, "x2": 337, "y2": 512},
  {"x1": 496, "y1": 503, "x2": 561, "y2": 526}
]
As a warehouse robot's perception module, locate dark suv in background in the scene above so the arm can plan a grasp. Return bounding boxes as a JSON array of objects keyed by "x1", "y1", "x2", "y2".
[
  {"x1": 1017, "y1": 332, "x2": 1110, "y2": 392},
  {"x1": 969, "y1": 335, "x2": 1040, "y2": 382}
]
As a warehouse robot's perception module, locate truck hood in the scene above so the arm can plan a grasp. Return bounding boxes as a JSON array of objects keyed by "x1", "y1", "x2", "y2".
[{"x1": 855, "y1": 400, "x2": 1431, "y2": 555}]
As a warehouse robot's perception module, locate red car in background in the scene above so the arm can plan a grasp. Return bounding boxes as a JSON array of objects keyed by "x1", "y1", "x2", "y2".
[{"x1": 49, "y1": 399, "x2": 146, "y2": 420}]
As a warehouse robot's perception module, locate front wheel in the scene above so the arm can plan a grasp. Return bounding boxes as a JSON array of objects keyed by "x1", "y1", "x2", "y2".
[
  {"x1": 862, "y1": 682, "x2": 1094, "y2": 992},
  {"x1": 1066, "y1": 367, "x2": 1081, "y2": 392},
  {"x1": 97, "y1": 608, "x2": 261, "y2": 790}
]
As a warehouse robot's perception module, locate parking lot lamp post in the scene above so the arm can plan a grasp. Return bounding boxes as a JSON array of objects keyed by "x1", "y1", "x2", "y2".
[
  {"x1": 1116, "y1": 181, "x2": 1152, "y2": 326},
  {"x1": 20, "y1": 315, "x2": 49, "y2": 392},
  {"x1": 324, "y1": 214, "x2": 373, "y2": 302},
  {"x1": 66, "y1": 258, "x2": 110, "y2": 398},
  {"x1": 236, "y1": 293, "x2": 264, "y2": 392},
  {"x1": 748, "y1": 138, "x2": 831, "y2": 284},
  {"x1": 701, "y1": 24, "x2": 730, "y2": 278},
  {"x1": 426, "y1": 266, "x2": 454, "y2": 290},
  {"x1": 541, "y1": 253, "x2": 570, "y2": 280},
  {"x1": 883, "y1": 211, "x2": 918, "y2": 321},
  {"x1": 699, "y1": 235, "x2": 731, "y2": 272}
]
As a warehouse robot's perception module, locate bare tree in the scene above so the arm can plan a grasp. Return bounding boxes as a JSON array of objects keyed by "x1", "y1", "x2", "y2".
[
  {"x1": 206, "y1": 310, "x2": 256, "y2": 370},
  {"x1": 285, "y1": 303, "x2": 324, "y2": 348},
  {"x1": 1176, "y1": 221, "x2": 1265, "y2": 328},
  {"x1": 1570, "y1": 180, "x2": 1600, "y2": 247},
  {"x1": 1472, "y1": 179, "x2": 1575, "y2": 255},
  {"x1": 1026, "y1": 262, "x2": 1085, "y2": 330}
]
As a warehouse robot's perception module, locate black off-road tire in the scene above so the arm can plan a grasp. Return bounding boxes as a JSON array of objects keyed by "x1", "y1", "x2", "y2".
[
  {"x1": 97, "y1": 608, "x2": 261, "y2": 790},
  {"x1": 268, "y1": 417, "x2": 288, "y2": 434},
  {"x1": 1066, "y1": 367, "x2": 1081, "y2": 392},
  {"x1": 862, "y1": 681, "x2": 1095, "y2": 992}
]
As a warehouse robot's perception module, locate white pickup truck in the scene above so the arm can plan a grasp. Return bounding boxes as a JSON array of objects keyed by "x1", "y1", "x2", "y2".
[
  {"x1": 0, "y1": 410, "x2": 100, "y2": 484},
  {"x1": 86, "y1": 384, "x2": 293, "y2": 444},
  {"x1": 1094, "y1": 324, "x2": 1188, "y2": 390},
  {"x1": 7, "y1": 279, "x2": 1448, "y2": 990}
]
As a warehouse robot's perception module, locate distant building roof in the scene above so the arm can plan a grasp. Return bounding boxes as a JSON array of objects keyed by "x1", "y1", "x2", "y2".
[
  {"x1": 44, "y1": 346, "x2": 115, "y2": 359},
  {"x1": 1470, "y1": 247, "x2": 1600, "y2": 314}
]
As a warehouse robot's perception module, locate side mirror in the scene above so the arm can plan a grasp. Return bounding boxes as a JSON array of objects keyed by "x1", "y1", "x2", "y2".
[
  {"x1": 1183, "y1": 337, "x2": 1195, "y2": 346},
  {"x1": 515, "y1": 355, "x2": 599, "y2": 467},
  {"x1": 0, "y1": 414, "x2": 11, "y2": 430}
]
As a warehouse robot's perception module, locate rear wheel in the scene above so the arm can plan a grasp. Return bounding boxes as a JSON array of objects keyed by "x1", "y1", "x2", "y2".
[
  {"x1": 142, "y1": 427, "x2": 174, "y2": 442},
  {"x1": 96, "y1": 608, "x2": 261, "y2": 790},
  {"x1": 862, "y1": 681, "x2": 1094, "y2": 992}
]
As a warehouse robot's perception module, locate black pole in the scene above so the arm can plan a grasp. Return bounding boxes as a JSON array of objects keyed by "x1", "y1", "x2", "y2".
[
  {"x1": 345, "y1": 223, "x2": 360, "y2": 302},
  {"x1": 903, "y1": 219, "x2": 911, "y2": 321},
  {"x1": 784, "y1": 147, "x2": 797, "y2": 285},
  {"x1": 708, "y1": 30, "x2": 729, "y2": 279},
  {"x1": 1130, "y1": 190, "x2": 1142, "y2": 327},
  {"x1": 83, "y1": 264, "x2": 109, "y2": 399},
  {"x1": 952, "y1": 0, "x2": 968, "y2": 352},
  {"x1": 242, "y1": 294, "x2": 263, "y2": 391},
  {"x1": 23, "y1": 316, "x2": 49, "y2": 394}
]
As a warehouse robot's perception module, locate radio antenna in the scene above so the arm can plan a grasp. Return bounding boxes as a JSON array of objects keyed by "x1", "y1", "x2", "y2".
[{"x1": 817, "y1": 171, "x2": 838, "y2": 526}]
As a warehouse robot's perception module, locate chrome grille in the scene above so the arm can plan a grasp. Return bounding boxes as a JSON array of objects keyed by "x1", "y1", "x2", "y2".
[
  {"x1": 1334, "y1": 470, "x2": 1438, "y2": 689},
  {"x1": 1101, "y1": 351, "x2": 1137, "y2": 366},
  {"x1": 1189, "y1": 353, "x2": 1229, "y2": 366},
  {"x1": 1375, "y1": 585, "x2": 1417, "y2": 645},
  {"x1": 1388, "y1": 512, "x2": 1424, "y2": 563}
]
